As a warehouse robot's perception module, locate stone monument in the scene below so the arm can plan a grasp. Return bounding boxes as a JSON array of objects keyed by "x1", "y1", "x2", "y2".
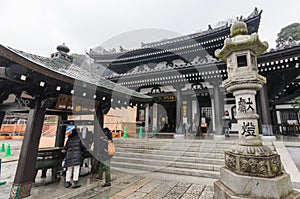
[{"x1": 214, "y1": 21, "x2": 300, "y2": 198}]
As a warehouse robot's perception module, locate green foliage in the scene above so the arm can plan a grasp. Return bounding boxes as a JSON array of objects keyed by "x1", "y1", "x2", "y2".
[
  {"x1": 293, "y1": 96, "x2": 300, "y2": 109},
  {"x1": 277, "y1": 23, "x2": 300, "y2": 42}
]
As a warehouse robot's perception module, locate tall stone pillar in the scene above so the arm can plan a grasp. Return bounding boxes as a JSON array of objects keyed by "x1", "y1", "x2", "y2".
[
  {"x1": 174, "y1": 84, "x2": 184, "y2": 137},
  {"x1": 186, "y1": 95, "x2": 193, "y2": 133},
  {"x1": 212, "y1": 84, "x2": 224, "y2": 136},
  {"x1": 145, "y1": 103, "x2": 150, "y2": 137},
  {"x1": 259, "y1": 85, "x2": 273, "y2": 135},
  {"x1": 214, "y1": 21, "x2": 299, "y2": 198},
  {"x1": 152, "y1": 103, "x2": 158, "y2": 134},
  {"x1": 10, "y1": 98, "x2": 46, "y2": 199}
]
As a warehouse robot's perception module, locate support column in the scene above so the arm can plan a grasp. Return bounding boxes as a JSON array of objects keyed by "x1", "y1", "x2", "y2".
[
  {"x1": 145, "y1": 103, "x2": 149, "y2": 137},
  {"x1": 152, "y1": 103, "x2": 157, "y2": 134},
  {"x1": 256, "y1": 94, "x2": 263, "y2": 133},
  {"x1": 10, "y1": 98, "x2": 46, "y2": 199},
  {"x1": 94, "y1": 107, "x2": 104, "y2": 134},
  {"x1": 259, "y1": 85, "x2": 273, "y2": 136},
  {"x1": 174, "y1": 85, "x2": 184, "y2": 136},
  {"x1": 90, "y1": 106, "x2": 105, "y2": 174},
  {"x1": 55, "y1": 113, "x2": 68, "y2": 147},
  {"x1": 0, "y1": 111, "x2": 5, "y2": 130},
  {"x1": 186, "y1": 95, "x2": 193, "y2": 133},
  {"x1": 213, "y1": 84, "x2": 224, "y2": 135}
]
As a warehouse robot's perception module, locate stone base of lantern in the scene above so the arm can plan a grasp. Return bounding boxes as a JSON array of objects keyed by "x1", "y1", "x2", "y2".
[
  {"x1": 214, "y1": 167, "x2": 300, "y2": 199},
  {"x1": 224, "y1": 148, "x2": 282, "y2": 178}
]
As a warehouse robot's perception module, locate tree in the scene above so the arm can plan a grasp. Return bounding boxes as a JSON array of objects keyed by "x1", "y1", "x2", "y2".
[
  {"x1": 293, "y1": 96, "x2": 300, "y2": 109},
  {"x1": 276, "y1": 23, "x2": 300, "y2": 42}
]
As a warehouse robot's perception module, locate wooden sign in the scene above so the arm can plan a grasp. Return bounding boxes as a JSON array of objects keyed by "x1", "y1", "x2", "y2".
[{"x1": 55, "y1": 94, "x2": 98, "y2": 113}]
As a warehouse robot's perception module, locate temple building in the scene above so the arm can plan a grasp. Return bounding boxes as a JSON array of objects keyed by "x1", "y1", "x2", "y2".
[
  {"x1": 0, "y1": 7, "x2": 300, "y2": 198},
  {"x1": 89, "y1": 8, "x2": 300, "y2": 136}
]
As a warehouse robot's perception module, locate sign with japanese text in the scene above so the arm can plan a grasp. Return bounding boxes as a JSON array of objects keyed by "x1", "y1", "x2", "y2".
[
  {"x1": 55, "y1": 94, "x2": 98, "y2": 113},
  {"x1": 237, "y1": 95, "x2": 256, "y2": 114}
]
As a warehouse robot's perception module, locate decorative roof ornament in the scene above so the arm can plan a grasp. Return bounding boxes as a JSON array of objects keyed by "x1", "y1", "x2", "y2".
[
  {"x1": 51, "y1": 43, "x2": 73, "y2": 64},
  {"x1": 57, "y1": 43, "x2": 70, "y2": 53},
  {"x1": 214, "y1": 21, "x2": 268, "y2": 62}
]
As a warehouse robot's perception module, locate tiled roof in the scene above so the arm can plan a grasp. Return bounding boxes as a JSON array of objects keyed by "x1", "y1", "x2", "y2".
[{"x1": 2, "y1": 45, "x2": 151, "y2": 100}]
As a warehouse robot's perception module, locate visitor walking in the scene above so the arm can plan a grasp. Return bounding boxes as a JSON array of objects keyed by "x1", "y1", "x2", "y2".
[
  {"x1": 97, "y1": 127, "x2": 113, "y2": 187},
  {"x1": 64, "y1": 127, "x2": 86, "y2": 188},
  {"x1": 223, "y1": 110, "x2": 231, "y2": 137}
]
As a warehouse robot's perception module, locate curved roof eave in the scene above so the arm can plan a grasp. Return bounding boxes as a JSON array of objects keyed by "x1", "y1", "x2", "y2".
[{"x1": 0, "y1": 45, "x2": 152, "y2": 101}]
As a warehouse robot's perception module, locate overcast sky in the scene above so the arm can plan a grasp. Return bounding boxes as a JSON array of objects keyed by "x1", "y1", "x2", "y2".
[{"x1": 0, "y1": 0, "x2": 299, "y2": 57}]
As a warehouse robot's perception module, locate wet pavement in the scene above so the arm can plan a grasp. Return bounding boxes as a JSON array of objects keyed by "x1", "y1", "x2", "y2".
[
  {"x1": 1, "y1": 160, "x2": 215, "y2": 199},
  {"x1": 0, "y1": 135, "x2": 300, "y2": 199}
]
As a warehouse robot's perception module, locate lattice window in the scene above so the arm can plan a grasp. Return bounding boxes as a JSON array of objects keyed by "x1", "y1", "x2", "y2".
[
  {"x1": 281, "y1": 111, "x2": 298, "y2": 124},
  {"x1": 201, "y1": 107, "x2": 212, "y2": 119}
]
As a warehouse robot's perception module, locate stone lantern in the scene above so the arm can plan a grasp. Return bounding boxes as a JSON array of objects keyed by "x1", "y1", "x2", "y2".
[{"x1": 214, "y1": 21, "x2": 299, "y2": 198}]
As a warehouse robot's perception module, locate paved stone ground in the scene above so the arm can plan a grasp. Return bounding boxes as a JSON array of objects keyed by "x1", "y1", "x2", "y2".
[
  {"x1": 69, "y1": 172, "x2": 214, "y2": 199},
  {"x1": 0, "y1": 137, "x2": 215, "y2": 199},
  {"x1": 1, "y1": 136, "x2": 300, "y2": 199}
]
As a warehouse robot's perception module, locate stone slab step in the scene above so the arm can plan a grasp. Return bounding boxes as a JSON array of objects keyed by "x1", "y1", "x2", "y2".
[
  {"x1": 111, "y1": 161, "x2": 220, "y2": 179},
  {"x1": 117, "y1": 147, "x2": 227, "y2": 155},
  {"x1": 116, "y1": 144, "x2": 234, "y2": 152},
  {"x1": 112, "y1": 156, "x2": 222, "y2": 171},
  {"x1": 114, "y1": 151, "x2": 224, "y2": 165},
  {"x1": 115, "y1": 149, "x2": 225, "y2": 159}
]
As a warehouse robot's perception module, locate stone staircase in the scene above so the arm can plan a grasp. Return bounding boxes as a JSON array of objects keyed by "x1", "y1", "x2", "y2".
[
  {"x1": 111, "y1": 138, "x2": 272, "y2": 180},
  {"x1": 111, "y1": 138, "x2": 276, "y2": 179}
]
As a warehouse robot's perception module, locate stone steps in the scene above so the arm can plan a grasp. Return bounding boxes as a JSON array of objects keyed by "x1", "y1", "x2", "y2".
[
  {"x1": 114, "y1": 139, "x2": 275, "y2": 152},
  {"x1": 111, "y1": 138, "x2": 234, "y2": 179},
  {"x1": 111, "y1": 138, "x2": 275, "y2": 180}
]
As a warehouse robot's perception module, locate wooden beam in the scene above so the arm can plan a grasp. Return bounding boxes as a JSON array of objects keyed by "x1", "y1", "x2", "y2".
[{"x1": 0, "y1": 102, "x2": 29, "y2": 112}]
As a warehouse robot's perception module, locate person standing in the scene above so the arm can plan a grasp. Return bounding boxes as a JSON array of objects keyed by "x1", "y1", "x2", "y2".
[
  {"x1": 223, "y1": 110, "x2": 231, "y2": 137},
  {"x1": 64, "y1": 127, "x2": 86, "y2": 188},
  {"x1": 97, "y1": 127, "x2": 113, "y2": 187}
]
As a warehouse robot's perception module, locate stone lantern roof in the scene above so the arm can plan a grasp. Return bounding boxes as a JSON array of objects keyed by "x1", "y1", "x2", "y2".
[{"x1": 215, "y1": 21, "x2": 268, "y2": 62}]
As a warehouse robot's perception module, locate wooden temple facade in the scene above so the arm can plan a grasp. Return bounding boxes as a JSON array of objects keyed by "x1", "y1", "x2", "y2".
[{"x1": 89, "y1": 8, "x2": 300, "y2": 136}]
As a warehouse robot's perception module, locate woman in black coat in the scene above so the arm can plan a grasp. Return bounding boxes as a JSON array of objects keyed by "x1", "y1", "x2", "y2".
[{"x1": 64, "y1": 128, "x2": 86, "y2": 188}]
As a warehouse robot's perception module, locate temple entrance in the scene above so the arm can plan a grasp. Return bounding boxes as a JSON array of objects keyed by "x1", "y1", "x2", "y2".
[{"x1": 158, "y1": 102, "x2": 176, "y2": 133}]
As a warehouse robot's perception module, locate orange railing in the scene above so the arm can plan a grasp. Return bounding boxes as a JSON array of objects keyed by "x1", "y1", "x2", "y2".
[{"x1": 0, "y1": 124, "x2": 57, "y2": 136}]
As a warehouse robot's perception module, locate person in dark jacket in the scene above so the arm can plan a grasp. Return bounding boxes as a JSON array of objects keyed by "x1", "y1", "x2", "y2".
[
  {"x1": 222, "y1": 110, "x2": 231, "y2": 137},
  {"x1": 64, "y1": 127, "x2": 86, "y2": 188},
  {"x1": 97, "y1": 127, "x2": 113, "y2": 187}
]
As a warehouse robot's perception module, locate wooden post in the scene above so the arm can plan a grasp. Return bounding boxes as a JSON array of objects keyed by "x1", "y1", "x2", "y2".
[
  {"x1": 0, "y1": 111, "x2": 5, "y2": 130},
  {"x1": 259, "y1": 85, "x2": 273, "y2": 135},
  {"x1": 55, "y1": 113, "x2": 68, "y2": 147},
  {"x1": 10, "y1": 98, "x2": 45, "y2": 199}
]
